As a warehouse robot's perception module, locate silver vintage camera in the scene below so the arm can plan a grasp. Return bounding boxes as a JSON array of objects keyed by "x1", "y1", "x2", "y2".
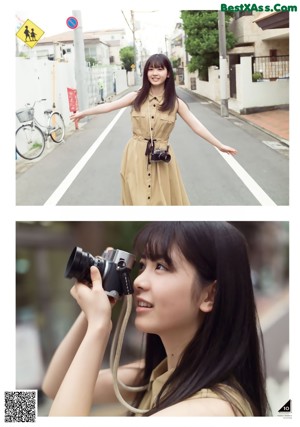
[{"x1": 65, "y1": 247, "x2": 135, "y2": 300}]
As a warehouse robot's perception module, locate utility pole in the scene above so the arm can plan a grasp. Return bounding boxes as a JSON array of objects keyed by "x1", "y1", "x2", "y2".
[
  {"x1": 72, "y1": 10, "x2": 89, "y2": 119},
  {"x1": 131, "y1": 10, "x2": 137, "y2": 85},
  {"x1": 218, "y1": 11, "x2": 229, "y2": 117}
]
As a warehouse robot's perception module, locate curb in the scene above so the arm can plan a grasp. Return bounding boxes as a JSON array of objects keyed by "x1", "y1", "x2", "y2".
[
  {"x1": 180, "y1": 86, "x2": 289, "y2": 147},
  {"x1": 228, "y1": 109, "x2": 289, "y2": 147}
]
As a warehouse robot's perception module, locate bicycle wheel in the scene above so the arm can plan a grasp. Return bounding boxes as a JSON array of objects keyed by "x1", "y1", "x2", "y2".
[
  {"x1": 49, "y1": 112, "x2": 65, "y2": 143},
  {"x1": 16, "y1": 124, "x2": 45, "y2": 160}
]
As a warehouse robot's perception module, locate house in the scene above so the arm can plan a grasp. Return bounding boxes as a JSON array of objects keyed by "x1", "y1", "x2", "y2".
[
  {"x1": 89, "y1": 28, "x2": 127, "y2": 65},
  {"x1": 28, "y1": 28, "x2": 128, "y2": 66},
  {"x1": 180, "y1": 11, "x2": 289, "y2": 114},
  {"x1": 228, "y1": 11, "x2": 289, "y2": 98},
  {"x1": 169, "y1": 23, "x2": 186, "y2": 85},
  {"x1": 254, "y1": 11, "x2": 289, "y2": 29}
]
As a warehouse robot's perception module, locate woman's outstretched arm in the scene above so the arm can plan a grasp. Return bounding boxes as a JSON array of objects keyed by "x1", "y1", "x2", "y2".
[
  {"x1": 70, "y1": 92, "x2": 138, "y2": 122},
  {"x1": 177, "y1": 98, "x2": 237, "y2": 155}
]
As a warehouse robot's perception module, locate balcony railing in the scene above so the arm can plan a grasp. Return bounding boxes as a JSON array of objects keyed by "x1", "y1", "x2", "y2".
[{"x1": 252, "y1": 55, "x2": 289, "y2": 80}]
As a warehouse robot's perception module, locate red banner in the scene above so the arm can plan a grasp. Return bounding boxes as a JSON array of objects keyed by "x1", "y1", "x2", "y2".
[{"x1": 67, "y1": 88, "x2": 78, "y2": 113}]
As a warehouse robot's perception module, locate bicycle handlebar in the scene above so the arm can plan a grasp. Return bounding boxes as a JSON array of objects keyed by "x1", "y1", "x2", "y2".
[{"x1": 25, "y1": 99, "x2": 47, "y2": 109}]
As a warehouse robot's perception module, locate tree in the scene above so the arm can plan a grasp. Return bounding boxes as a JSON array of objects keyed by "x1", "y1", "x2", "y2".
[
  {"x1": 119, "y1": 46, "x2": 135, "y2": 72},
  {"x1": 85, "y1": 56, "x2": 98, "y2": 67},
  {"x1": 181, "y1": 11, "x2": 236, "y2": 80},
  {"x1": 119, "y1": 46, "x2": 135, "y2": 85}
]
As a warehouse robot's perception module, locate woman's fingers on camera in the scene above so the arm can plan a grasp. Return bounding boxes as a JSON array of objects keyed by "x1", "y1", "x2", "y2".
[
  {"x1": 90, "y1": 266, "x2": 103, "y2": 290},
  {"x1": 101, "y1": 247, "x2": 114, "y2": 257}
]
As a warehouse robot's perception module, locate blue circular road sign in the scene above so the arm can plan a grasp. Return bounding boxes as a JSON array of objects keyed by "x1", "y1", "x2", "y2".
[{"x1": 66, "y1": 16, "x2": 78, "y2": 29}]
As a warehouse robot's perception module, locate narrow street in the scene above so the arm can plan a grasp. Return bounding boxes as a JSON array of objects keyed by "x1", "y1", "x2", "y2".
[{"x1": 16, "y1": 87, "x2": 289, "y2": 206}]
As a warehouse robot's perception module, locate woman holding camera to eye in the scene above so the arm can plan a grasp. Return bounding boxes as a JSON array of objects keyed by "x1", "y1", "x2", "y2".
[
  {"x1": 70, "y1": 54, "x2": 236, "y2": 206},
  {"x1": 42, "y1": 221, "x2": 270, "y2": 417}
]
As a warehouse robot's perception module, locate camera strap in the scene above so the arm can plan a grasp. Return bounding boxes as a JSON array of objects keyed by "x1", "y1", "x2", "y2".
[
  {"x1": 147, "y1": 100, "x2": 155, "y2": 149},
  {"x1": 144, "y1": 101, "x2": 155, "y2": 164},
  {"x1": 146, "y1": 99, "x2": 170, "y2": 157}
]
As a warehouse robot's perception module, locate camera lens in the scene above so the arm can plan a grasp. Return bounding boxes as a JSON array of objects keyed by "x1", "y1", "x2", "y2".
[
  {"x1": 160, "y1": 152, "x2": 171, "y2": 163},
  {"x1": 65, "y1": 247, "x2": 105, "y2": 283}
]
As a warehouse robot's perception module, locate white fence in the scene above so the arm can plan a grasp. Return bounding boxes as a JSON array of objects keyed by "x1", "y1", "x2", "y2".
[{"x1": 16, "y1": 57, "x2": 129, "y2": 128}]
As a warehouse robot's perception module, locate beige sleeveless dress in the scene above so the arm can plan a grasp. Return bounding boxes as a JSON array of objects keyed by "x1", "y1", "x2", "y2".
[
  {"x1": 120, "y1": 94, "x2": 190, "y2": 205},
  {"x1": 136, "y1": 359, "x2": 253, "y2": 416}
]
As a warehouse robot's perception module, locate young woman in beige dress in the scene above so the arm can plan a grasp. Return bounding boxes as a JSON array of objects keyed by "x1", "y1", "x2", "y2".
[
  {"x1": 70, "y1": 54, "x2": 237, "y2": 205},
  {"x1": 43, "y1": 222, "x2": 270, "y2": 416}
]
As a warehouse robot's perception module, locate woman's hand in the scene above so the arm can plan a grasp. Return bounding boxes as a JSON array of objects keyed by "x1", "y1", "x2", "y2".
[
  {"x1": 218, "y1": 144, "x2": 237, "y2": 155},
  {"x1": 70, "y1": 267, "x2": 113, "y2": 331},
  {"x1": 70, "y1": 111, "x2": 85, "y2": 122}
]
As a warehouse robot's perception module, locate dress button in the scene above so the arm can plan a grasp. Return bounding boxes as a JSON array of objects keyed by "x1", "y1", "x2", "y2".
[
  {"x1": 148, "y1": 196, "x2": 150, "y2": 200},
  {"x1": 148, "y1": 173, "x2": 151, "y2": 176},
  {"x1": 148, "y1": 185, "x2": 151, "y2": 188},
  {"x1": 151, "y1": 116, "x2": 154, "y2": 119}
]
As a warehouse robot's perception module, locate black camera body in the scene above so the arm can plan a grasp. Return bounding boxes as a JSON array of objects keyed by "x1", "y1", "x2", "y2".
[
  {"x1": 151, "y1": 149, "x2": 171, "y2": 163},
  {"x1": 145, "y1": 138, "x2": 171, "y2": 163},
  {"x1": 65, "y1": 247, "x2": 135, "y2": 300}
]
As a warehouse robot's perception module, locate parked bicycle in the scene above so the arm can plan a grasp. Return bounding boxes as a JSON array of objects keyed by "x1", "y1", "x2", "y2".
[{"x1": 16, "y1": 99, "x2": 65, "y2": 160}]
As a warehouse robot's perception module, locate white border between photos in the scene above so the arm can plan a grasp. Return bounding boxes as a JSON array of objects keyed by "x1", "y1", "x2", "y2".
[{"x1": 2, "y1": 0, "x2": 299, "y2": 426}]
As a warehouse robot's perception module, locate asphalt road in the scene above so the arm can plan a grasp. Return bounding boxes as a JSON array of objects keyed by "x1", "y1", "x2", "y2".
[{"x1": 16, "y1": 87, "x2": 289, "y2": 206}]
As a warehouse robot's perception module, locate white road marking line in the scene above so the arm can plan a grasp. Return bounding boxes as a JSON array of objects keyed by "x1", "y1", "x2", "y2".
[
  {"x1": 216, "y1": 149, "x2": 277, "y2": 206},
  {"x1": 44, "y1": 106, "x2": 277, "y2": 206},
  {"x1": 44, "y1": 108, "x2": 126, "y2": 206}
]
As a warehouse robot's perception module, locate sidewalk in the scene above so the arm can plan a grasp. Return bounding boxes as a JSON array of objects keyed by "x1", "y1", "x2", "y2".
[
  {"x1": 182, "y1": 87, "x2": 289, "y2": 146},
  {"x1": 238, "y1": 108, "x2": 289, "y2": 145}
]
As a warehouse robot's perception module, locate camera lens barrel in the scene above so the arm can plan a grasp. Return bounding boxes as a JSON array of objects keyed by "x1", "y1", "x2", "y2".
[
  {"x1": 64, "y1": 246, "x2": 135, "y2": 299},
  {"x1": 65, "y1": 247, "x2": 105, "y2": 284},
  {"x1": 161, "y1": 152, "x2": 171, "y2": 162}
]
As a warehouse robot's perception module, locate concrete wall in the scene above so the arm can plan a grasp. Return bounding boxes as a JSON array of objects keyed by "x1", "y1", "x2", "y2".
[
  {"x1": 16, "y1": 57, "x2": 128, "y2": 128},
  {"x1": 183, "y1": 56, "x2": 289, "y2": 113},
  {"x1": 185, "y1": 66, "x2": 228, "y2": 103},
  {"x1": 236, "y1": 56, "x2": 289, "y2": 112}
]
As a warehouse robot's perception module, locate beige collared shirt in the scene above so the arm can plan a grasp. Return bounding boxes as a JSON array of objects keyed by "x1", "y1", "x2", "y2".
[
  {"x1": 136, "y1": 359, "x2": 254, "y2": 416},
  {"x1": 120, "y1": 94, "x2": 190, "y2": 205}
]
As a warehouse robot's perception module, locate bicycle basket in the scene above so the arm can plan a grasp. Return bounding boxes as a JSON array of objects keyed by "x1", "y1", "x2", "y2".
[{"x1": 16, "y1": 107, "x2": 34, "y2": 123}]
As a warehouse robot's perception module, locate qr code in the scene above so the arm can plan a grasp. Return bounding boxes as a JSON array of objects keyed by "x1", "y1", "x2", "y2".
[{"x1": 4, "y1": 391, "x2": 37, "y2": 423}]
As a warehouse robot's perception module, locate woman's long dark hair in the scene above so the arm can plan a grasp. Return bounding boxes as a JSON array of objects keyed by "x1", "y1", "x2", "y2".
[
  {"x1": 133, "y1": 54, "x2": 177, "y2": 112},
  {"x1": 131, "y1": 222, "x2": 270, "y2": 416}
]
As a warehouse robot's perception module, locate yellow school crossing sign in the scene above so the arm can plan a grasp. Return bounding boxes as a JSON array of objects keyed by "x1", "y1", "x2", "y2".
[{"x1": 16, "y1": 19, "x2": 44, "y2": 48}]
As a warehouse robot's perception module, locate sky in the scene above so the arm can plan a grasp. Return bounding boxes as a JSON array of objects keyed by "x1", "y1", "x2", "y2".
[{"x1": 15, "y1": 8, "x2": 183, "y2": 54}]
